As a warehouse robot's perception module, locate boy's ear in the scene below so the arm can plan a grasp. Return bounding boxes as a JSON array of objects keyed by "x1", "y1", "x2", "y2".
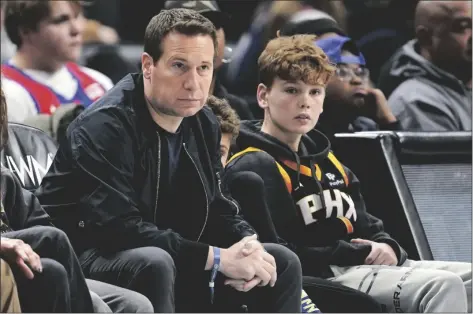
[{"x1": 257, "y1": 83, "x2": 269, "y2": 109}]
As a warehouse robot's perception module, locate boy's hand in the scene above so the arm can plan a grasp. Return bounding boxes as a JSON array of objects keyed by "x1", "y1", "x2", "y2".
[{"x1": 351, "y1": 238, "x2": 398, "y2": 266}]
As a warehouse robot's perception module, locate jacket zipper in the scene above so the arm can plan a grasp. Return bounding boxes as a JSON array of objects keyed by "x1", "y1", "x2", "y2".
[
  {"x1": 153, "y1": 132, "x2": 161, "y2": 224},
  {"x1": 216, "y1": 172, "x2": 240, "y2": 215},
  {"x1": 183, "y1": 143, "x2": 209, "y2": 241}
]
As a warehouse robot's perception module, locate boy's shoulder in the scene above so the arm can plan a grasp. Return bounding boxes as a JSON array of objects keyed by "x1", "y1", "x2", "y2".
[{"x1": 226, "y1": 147, "x2": 278, "y2": 170}]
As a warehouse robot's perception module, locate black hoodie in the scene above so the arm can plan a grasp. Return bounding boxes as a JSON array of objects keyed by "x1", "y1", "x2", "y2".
[
  {"x1": 224, "y1": 121, "x2": 407, "y2": 278},
  {"x1": 1, "y1": 167, "x2": 52, "y2": 232}
]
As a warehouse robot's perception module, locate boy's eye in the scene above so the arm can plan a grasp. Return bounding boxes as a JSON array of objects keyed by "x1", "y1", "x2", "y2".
[{"x1": 285, "y1": 88, "x2": 298, "y2": 94}]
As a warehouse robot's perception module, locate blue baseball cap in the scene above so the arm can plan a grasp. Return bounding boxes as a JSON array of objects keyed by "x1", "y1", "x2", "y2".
[{"x1": 315, "y1": 35, "x2": 366, "y2": 66}]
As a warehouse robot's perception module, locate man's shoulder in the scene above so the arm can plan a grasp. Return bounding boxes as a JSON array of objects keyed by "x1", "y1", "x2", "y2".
[
  {"x1": 1, "y1": 74, "x2": 34, "y2": 95},
  {"x1": 80, "y1": 66, "x2": 114, "y2": 90},
  {"x1": 197, "y1": 105, "x2": 219, "y2": 126},
  {"x1": 68, "y1": 93, "x2": 136, "y2": 142},
  {"x1": 389, "y1": 78, "x2": 448, "y2": 110},
  {"x1": 1, "y1": 76, "x2": 37, "y2": 122},
  {"x1": 194, "y1": 105, "x2": 221, "y2": 140}
]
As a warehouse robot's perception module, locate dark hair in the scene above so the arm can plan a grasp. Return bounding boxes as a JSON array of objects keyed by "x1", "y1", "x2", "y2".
[
  {"x1": 0, "y1": 86, "x2": 8, "y2": 149},
  {"x1": 4, "y1": 0, "x2": 82, "y2": 48},
  {"x1": 206, "y1": 95, "x2": 240, "y2": 140},
  {"x1": 144, "y1": 8, "x2": 218, "y2": 63}
]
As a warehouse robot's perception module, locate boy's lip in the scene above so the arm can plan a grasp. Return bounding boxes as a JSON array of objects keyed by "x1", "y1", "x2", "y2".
[{"x1": 294, "y1": 113, "x2": 311, "y2": 119}]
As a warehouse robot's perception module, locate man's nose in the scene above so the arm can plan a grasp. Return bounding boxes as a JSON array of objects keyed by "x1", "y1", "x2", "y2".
[
  {"x1": 70, "y1": 17, "x2": 83, "y2": 37},
  {"x1": 350, "y1": 74, "x2": 363, "y2": 86},
  {"x1": 183, "y1": 69, "x2": 200, "y2": 91}
]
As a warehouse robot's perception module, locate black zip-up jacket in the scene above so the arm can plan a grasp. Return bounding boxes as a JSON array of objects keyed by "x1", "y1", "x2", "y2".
[
  {"x1": 224, "y1": 121, "x2": 407, "y2": 278},
  {"x1": 35, "y1": 73, "x2": 256, "y2": 273},
  {"x1": 1, "y1": 167, "x2": 52, "y2": 232}
]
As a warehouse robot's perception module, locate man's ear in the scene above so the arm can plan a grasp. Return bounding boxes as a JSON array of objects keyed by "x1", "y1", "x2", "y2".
[
  {"x1": 141, "y1": 53, "x2": 154, "y2": 80},
  {"x1": 256, "y1": 83, "x2": 269, "y2": 109},
  {"x1": 416, "y1": 25, "x2": 433, "y2": 48},
  {"x1": 18, "y1": 27, "x2": 33, "y2": 45}
]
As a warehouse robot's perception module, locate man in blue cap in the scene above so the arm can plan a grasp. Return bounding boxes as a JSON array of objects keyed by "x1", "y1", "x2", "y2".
[{"x1": 314, "y1": 35, "x2": 400, "y2": 142}]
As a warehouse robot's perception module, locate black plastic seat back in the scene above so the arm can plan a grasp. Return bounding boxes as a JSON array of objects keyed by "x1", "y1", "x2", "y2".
[
  {"x1": 396, "y1": 132, "x2": 471, "y2": 262},
  {"x1": 0, "y1": 123, "x2": 58, "y2": 191},
  {"x1": 333, "y1": 131, "x2": 472, "y2": 262}
]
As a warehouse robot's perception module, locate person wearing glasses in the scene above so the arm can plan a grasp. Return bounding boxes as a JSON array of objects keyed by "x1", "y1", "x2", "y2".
[{"x1": 314, "y1": 35, "x2": 400, "y2": 143}]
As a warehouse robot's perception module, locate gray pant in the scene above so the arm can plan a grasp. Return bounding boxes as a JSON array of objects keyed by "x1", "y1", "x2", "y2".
[
  {"x1": 329, "y1": 259, "x2": 471, "y2": 313},
  {"x1": 87, "y1": 279, "x2": 154, "y2": 313}
]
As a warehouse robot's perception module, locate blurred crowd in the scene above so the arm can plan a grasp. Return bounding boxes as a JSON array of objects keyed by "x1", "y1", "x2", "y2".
[{"x1": 1, "y1": 0, "x2": 471, "y2": 136}]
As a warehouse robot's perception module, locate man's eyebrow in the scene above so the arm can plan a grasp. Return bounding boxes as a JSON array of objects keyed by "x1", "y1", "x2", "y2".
[
  {"x1": 169, "y1": 57, "x2": 188, "y2": 63},
  {"x1": 168, "y1": 57, "x2": 212, "y2": 63}
]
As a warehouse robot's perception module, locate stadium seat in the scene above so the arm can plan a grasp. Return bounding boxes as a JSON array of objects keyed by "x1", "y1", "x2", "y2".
[
  {"x1": 0, "y1": 123, "x2": 58, "y2": 191},
  {"x1": 333, "y1": 131, "x2": 472, "y2": 262}
]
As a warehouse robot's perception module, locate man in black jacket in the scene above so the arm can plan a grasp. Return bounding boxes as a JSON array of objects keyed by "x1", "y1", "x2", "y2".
[
  {"x1": 36, "y1": 8, "x2": 302, "y2": 313},
  {"x1": 224, "y1": 33, "x2": 471, "y2": 313}
]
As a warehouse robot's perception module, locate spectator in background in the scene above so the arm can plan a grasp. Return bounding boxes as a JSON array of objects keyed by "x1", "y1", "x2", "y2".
[
  {"x1": 279, "y1": 8, "x2": 346, "y2": 40},
  {"x1": 0, "y1": 1, "x2": 16, "y2": 62},
  {"x1": 206, "y1": 95, "x2": 241, "y2": 166},
  {"x1": 164, "y1": 0, "x2": 254, "y2": 121},
  {"x1": 379, "y1": 0, "x2": 472, "y2": 131},
  {"x1": 1, "y1": 0, "x2": 113, "y2": 123},
  {"x1": 1, "y1": 0, "x2": 120, "y2": 62},
  {"x1": 315, "y1": 35, "x2": 399, "y2": 142},
  {"x1": 343, "y1": 0, "x2": 418, "y2": 83}
]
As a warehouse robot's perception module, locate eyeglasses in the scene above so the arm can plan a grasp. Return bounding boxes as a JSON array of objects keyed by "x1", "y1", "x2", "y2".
[{"x1": 335, "y1": 66, "x2": 370, "y2": 82}]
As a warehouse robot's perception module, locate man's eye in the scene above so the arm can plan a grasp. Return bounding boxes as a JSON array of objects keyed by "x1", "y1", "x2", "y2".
[
  {"x1": 51, "y1": 16, "x2": 69, "y2": 24},
  {"x1": 337, "y1": 68, "x2": 349, "y2": 77},
  {"x1": 172, "y1": 63, "x2": 185, "y2": 69},
  {"x1": 452, "y1": 19, "x2": 472, "y2": 33},
  {"x1": 310, "y1": 89, "x2": 322, "y2": 95}
]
